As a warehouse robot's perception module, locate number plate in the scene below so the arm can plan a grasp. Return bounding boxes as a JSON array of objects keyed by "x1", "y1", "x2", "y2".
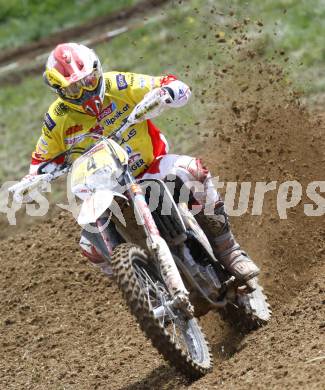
[{"x1": 71, "y1": 140, "x2": 127, "y2": 189}]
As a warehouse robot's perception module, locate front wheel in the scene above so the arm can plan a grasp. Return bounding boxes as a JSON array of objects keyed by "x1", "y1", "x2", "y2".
[{"x1": 111, "y1": 243, "x2": 213, "y2": 378}]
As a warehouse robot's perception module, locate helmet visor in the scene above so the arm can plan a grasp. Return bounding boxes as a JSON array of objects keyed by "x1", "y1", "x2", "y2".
[{"x1": 61, "y1": 67, "x2": 101, "y2": 99}]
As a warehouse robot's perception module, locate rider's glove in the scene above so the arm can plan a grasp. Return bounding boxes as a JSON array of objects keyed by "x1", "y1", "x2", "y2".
[
  {"x1": 161, "y1": 80, "x2": 191, "y2": 108},
  {"x1": 128, "y1": 80, "x2": 191, "y2": 124}
]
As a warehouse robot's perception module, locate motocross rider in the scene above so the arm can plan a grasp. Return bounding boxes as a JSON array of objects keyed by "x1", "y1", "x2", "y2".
[{"x1": 14, "y1": 43, "x2": 260, "y2": 282}]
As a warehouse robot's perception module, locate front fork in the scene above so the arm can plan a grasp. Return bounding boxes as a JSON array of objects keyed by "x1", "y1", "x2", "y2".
[{"x1": 124, "y1": 171, "x2": 193, "y2": 316}]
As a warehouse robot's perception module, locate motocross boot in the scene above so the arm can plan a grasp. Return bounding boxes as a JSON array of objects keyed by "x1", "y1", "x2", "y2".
[{"x1": 196, "y1": 202, "x2": 260, "y2": 282}]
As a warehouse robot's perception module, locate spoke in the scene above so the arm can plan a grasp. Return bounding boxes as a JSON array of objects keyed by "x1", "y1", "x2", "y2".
[
  {"x1": 161, "y1": 311, "x2": 166, "y2": 327},
  {"x1": 133, "y1": 260, "x2": 201, "y2": 362},
  {"x1": 146, "y1": 285, "x2": 152, "y2": 310},
  {"x1": 171, "y1": 321, "x2": 179, "y2": 344}
]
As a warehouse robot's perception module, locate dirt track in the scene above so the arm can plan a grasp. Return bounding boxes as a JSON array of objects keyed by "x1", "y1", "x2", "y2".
[
  {"x1": 0, "y1": 209, "x2": 323, "y2": 390},
  {"x1": 1, "y1": 7, "x2": 325, "y2": 390},
  {"x1": 1, "y1": 82, "x2": 324, "y2": 389}
]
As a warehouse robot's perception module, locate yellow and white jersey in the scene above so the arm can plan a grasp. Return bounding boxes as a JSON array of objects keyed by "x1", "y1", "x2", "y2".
[{"x1": 32, "y1": 72, "x2": 174, "y2": 177}]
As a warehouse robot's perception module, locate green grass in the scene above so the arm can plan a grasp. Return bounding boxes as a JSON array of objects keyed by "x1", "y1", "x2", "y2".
[
  {"x1": 236, "y1": 0, "x2": 325, "y2": 66},
  {"x1": 0, "y1": 0, "x2": 324, "y2": 183},
  {"x1": 227, "y1": 0, "x2": 325, "y2": 93},
  {"x1": 0, "y1": 0, "x2": 217, "y2": 182},
  {"x1": 0, "y1": 0, "x2": 138, "y2": 50}
]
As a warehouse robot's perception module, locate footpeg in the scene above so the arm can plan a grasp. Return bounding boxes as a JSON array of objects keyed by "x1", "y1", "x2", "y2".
[{"x1": 222, "y1": 276, "x2": 236, "y2": 288}]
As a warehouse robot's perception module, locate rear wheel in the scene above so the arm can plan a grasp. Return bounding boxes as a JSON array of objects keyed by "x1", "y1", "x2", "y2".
[
  {"x1": 111, "y1": 243, "x2": 213, "y2": 378},
  {"x1": 221, "y1": 282, "x2": 272, "y2": 330}
]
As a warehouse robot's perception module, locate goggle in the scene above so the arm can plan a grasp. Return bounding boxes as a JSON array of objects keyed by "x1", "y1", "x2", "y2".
[{"x1": 61, "y1": 67, "x2": 101, "y2": 100}]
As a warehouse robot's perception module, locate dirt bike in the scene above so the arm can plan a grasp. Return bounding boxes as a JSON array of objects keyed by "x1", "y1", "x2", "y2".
[{"x1": 10, "y1": 107, "x2": 271, "y2": 379}]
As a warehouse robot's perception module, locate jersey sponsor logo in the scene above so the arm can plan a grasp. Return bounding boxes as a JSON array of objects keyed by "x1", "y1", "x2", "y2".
[
  {"x1": 44, "y1": 113, "x2": 56, "y2": 131},
  {"x1": 54, "y1": 102, "x2": 69, "y2": 116},
  {"x1": 89, "y1": 124, "x2": 104, "y2": 135},
  {"x1": 40, "y1": 136, "x2": 48, "y2": 146},
  {"x1": 36, "y1": 144, "x2": 48, "y2": 155},
  {"x1": 119, "y1": 128, "x2": 137, "y2": 145},
  {"x1": 34, "y1": 153, "x2": 46, "y2": 161},
  {"x1": 64, "y1": 133, "x2": 86, "y2": 145},
  {"x1": 104, "y1": 103, "x2": 129, "y2": 126},
  {"x1": 127, "y1": 151, "x2": 145, "y2": 171},
  {"x1": 97, "y1": 102, "x2": 117, "y2": 121},
  {"x1": 128, "y1": 152, "x2": 141, "y2": 164},
  {"x1": 125, "y1": 145, "x2": 133, "y2": 155},
  {"x1": 66, "y1": 124, "x2": 83, "y2": 136},
  {"x1": 130, "y1": 158, "x2": 145, "y2": 172},
  {"x1": 139, "y1": 77, "x2": 146, "y2": 88},
  {"x1": 105, "y1": 78, "x2": 112, "y2": 92},
  {"x1": 116, "y1": 74, "x2": 128, "y2": 90}
]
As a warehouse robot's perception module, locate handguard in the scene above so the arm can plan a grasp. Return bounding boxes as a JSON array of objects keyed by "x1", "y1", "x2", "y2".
[{"x1": 9, "y1": 173, "x2": 53, "y2": 203}]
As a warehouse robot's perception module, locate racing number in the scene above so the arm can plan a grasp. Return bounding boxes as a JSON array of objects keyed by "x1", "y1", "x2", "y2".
[{"x1": 87, "y1": 156, "x2": 96, "y2": 171}]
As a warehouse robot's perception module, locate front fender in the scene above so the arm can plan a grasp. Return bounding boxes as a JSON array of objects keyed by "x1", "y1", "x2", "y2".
[{"x1": 77, "y1": 189, "x2": 127, "y2": 225}]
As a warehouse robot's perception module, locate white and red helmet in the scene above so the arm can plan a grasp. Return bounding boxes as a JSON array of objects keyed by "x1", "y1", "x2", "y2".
[{"x1": 44, "y1": 43, "x2": 105, "y2": 116}]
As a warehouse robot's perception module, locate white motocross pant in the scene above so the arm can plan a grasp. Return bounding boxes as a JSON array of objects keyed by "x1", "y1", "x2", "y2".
[{"x1": 80, "y1": 154, "x2": 221, "y2": 265}]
